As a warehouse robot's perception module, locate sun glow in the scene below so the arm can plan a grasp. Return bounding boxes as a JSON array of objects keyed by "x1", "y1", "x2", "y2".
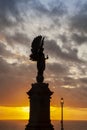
[
  {"x1": 0, "y1": 106, "x2": 30, "y2": 120},
  {"x1": 0, "y1": 106, "x2": 87, "y2": 120}
]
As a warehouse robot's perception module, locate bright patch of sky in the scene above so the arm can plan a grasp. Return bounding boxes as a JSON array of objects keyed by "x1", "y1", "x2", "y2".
[
  {"x1": 78, "y1": 44, "x2": 87, "y2": 61},
  {"x1": 61, "y1": 85, "x2": 76, "y2": 89}
]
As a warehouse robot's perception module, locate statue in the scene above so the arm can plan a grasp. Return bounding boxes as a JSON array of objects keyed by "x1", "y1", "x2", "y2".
[
  {"x1": 25, "y1": 35, "x2": 54, "y2": 130},
  {"x1": 30, "y1": 35, "x2": 48, "y2": 83}
]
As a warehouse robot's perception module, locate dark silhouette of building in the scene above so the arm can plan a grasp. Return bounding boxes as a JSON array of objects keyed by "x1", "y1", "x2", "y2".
[{"x1": 25, "y1": 36, "x2": 54, "y2": 130}]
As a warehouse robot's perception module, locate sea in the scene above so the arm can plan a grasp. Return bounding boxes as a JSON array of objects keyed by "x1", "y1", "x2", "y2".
[{"x1": 0, "y1": 120, "x2": 87, "y2": 130}]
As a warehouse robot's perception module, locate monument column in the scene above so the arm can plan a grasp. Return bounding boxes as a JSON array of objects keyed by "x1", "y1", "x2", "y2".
[{"x1": 25, "y1": 36, "x2": 54, "y2": 130}]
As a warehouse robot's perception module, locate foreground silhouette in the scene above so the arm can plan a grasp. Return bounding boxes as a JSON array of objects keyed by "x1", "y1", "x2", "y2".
[
  {"x1": 25, "y1": 35, "x2": 54, "y2": 130},
  {"x1": 30, "y1": 36, "x2": 48, "y2": 82}
]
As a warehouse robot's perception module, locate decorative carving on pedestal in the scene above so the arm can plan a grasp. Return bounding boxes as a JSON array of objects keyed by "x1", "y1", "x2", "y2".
[{"x1": 25, "y1": 36, "x2": 54, "y2": 130}]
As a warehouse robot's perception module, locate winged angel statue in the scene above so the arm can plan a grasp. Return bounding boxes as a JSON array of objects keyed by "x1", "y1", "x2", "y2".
[{"x1": 30, "y1": 35, "x2": 48, "y2": 83}]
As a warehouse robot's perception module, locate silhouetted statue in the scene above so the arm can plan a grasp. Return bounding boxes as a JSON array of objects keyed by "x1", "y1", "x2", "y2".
[
  {"x1": 30, "y1": 35, "x2": 48, "y2": 83},
  {"x1": 25, "y1": 36, "x2": 54, "y2": 130}
]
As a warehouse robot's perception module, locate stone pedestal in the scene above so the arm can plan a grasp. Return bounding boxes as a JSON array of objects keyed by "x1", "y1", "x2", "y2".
[{"x1": 25, "y1": 83, "x2": 54, "y2": 130}]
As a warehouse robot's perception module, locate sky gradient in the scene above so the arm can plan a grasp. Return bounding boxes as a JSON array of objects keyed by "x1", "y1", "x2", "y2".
[{"x1": 0, "y1": 0, "x2": 87, "y2": 120}]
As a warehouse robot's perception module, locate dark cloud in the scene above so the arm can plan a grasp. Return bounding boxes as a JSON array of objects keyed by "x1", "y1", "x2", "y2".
[
  {"x1": 80, "y1": 77, "x2": 87, "y2": 84},
  {"x1": 50, "y1": 0, "x2": 67, "y2": 17},
  {"x1": 0, "y1": 0, "x2": 18, "y2": 14},
  {"x1": 6, "y1": 32, "x2": 30, "y2": 46},
  {"x1": 27, "y1": 0, "x2": 67, "y2": 17},
  {"x1": 45, "y1": 39, "x2": 81, "y2": 63},
  {"x1": 71, "y1": 33, "x2": 87, "y2": 45},
  {"x1": 0, "y1": 41, "x2": 30, "y2": 67},
  {"x1": 0, "y1": 42, "x2": 14, "y2": 57},
  {"x1": 28, "y1": 0, "x2": 49, "y2": 15},
  {"x1": 46, "y1": 62, "x2": 68, "y2": 78},
  {"x1": 63, "y1": 77, "x2": 77, "y2": 86},
  {"x1": 69, "y1": 2, "x2": 87, "y2": 33},
  {"x1": 0, "y1": 0, "x2": 21, "y2": 30},
  {"x1": 0, "y1": 43, "x2": 7, "y2": 55},
  {"x1": 70, "y1": 14, "x2": 87, "y2": 33},
  {"x1": 0, "y1": 57, "x2": 10, "y2": 73},
  {"x1": 45, "y1": 39, "x2": 61, "y2": 57},
  {"x1": 24, "y1": 0, "x2": 67, "y2": 28},
  {"x1": 58, "y1": 34, "x2": 68, "y2": 43}
]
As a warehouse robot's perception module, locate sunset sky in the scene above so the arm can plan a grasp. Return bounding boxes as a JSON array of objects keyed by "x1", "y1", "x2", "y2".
[{"x1": 0, "y1": 0, "x2": 87, "y2": 120}]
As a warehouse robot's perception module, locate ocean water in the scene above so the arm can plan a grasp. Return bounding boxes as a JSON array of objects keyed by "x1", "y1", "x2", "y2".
[{"x1": 0, "y1": 120, "x2": 87, "y2": 130}]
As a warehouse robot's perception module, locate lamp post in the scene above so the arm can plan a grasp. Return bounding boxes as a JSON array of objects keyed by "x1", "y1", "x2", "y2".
[{"x1": 60, "y1": 98, "x2": 64, "y2": 130}]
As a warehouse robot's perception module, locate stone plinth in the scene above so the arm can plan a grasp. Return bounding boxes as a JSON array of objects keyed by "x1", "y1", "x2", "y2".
[{"x1": 25, "y1": 83, "x2": 54, "y2": 130}]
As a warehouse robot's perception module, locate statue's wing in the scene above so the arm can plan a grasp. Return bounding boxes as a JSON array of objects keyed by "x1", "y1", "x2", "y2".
[
  {"x1": 40, "y1": 37, "x2": 45, "y2": 48},
  {"x1": 31, "y1": 36, "x2": 42, "y2": 52}
]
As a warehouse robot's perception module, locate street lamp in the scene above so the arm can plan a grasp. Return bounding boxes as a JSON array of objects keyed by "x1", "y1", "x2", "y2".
[{"x1": 60, "y1": 97, "x2": 64, "y2": 130}]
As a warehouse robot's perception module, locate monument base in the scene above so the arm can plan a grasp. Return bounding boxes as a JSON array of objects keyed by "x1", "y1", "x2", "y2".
[
  {"x1": 25, "y1": 123, "x2": 54, "y2": 130},
  {"x1": 25, "y1": 83, "x2": 54, "y2": 130}
]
